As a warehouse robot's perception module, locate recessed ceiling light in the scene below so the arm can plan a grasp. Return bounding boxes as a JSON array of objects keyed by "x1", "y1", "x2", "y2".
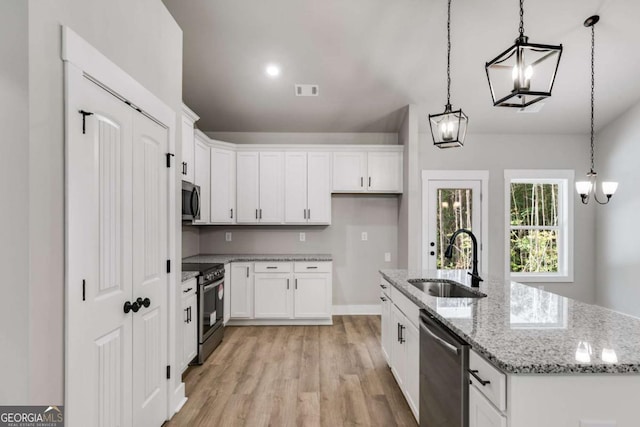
[{"x1": 265, "y1": 64, "x2": 280, "y2": 78}]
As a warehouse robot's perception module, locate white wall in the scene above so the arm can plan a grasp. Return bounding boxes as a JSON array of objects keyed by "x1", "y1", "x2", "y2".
[
  {"x1": 206, "y1": 132, "x2": 398, "y2": 145},
  {"x1": 198, "y1": 195, "x2": 399, "y2": 308},
  {"x1": 595, "y1": 99, "x2": 640, "y2": 317},
  {"x1": 417, "y1": 132, "x2": 597, "y2": 303},
  {"x1": 0, "y1": 0, "x2": 30, "y2": 405},
  {"x1": 26, "y1": 0, "x2": 182, "y2": 405}
]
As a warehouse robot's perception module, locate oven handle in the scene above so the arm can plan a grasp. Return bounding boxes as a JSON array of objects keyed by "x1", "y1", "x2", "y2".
[
  {"x1": 202, "y1": 279, "x2": 224, "y2": 292},
  {"x1": 420, "y1": 321, "x2": 459, "y2": 355}
]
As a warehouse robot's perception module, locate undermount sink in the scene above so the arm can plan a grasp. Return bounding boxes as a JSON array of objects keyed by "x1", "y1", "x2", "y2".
[{"x1": 407, "y1": 279, "x2": 487, "y2": 299}]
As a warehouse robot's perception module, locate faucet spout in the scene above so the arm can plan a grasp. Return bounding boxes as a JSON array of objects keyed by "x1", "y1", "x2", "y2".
[{"x1": 444, "y1": 228, "x2": 483, "y2": 287}]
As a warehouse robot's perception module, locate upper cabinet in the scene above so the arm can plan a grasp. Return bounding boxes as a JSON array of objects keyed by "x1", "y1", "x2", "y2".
[
  {"x1": 236, "y1": 152, "x2": 284, "y2": 224},
  {"x1": 210, "y1": 146, "x2": 236, "y2": 224},
  {"x1": 193, "y1": 133, "x2": 210, "y2": 224},
  {"x1": 180, "y1": 104, "x2": 199, "y2": 183},
  {"x1": 333, "y1": 150, "x2": 403, "y2": 193},
  {"x1": 285, "y1": 152, "x2": 331, "y2": 224}
]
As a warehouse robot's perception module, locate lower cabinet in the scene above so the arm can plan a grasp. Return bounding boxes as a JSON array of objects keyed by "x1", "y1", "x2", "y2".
[
  {"x1": 181, "y1": 279, "x2": 198, "y2": 371},
  {"x1": 294, "y1": 274, "x2": 331, "y2": 318},
  {"x1": 230, "y1": 262, "x2": 253, "y2": 318},
  {"x1": 223, "y1": 263, "x2": 231, "y2": 325},
  {"x1": 254, "y1": 273, "x2": 293, "y2": 318},
  {"x1": 469, "y1": 385, "x2": 507, "y2": 427},
  {"x1": 380, "y1": 291, "x2": 392, "y2": 363}
]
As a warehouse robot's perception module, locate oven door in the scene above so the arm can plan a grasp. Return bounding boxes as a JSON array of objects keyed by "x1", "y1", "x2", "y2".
[
  {"x1": 182, "y1": 181, "x2": 200, "y2": 221},
  {"x1": 199, "y1": 278, "x2": 224, "y2": 342}
]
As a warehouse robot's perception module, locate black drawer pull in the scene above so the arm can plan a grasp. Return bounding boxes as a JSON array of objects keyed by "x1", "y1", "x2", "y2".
[
  {"x1": 183, "y1": 287, "x2": 193, "y2": 293},
  {"x1": 468, "y1": 370, "x2": 491, "y2": 386}
]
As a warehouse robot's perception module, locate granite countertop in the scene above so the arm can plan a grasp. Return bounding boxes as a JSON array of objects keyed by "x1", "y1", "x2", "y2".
[
  {"x1": 380, "y1": 269, "x2": 640, "y2": 375},
  {"x1": 181, "y1": 253, "x2": 332, "y2": 282}
]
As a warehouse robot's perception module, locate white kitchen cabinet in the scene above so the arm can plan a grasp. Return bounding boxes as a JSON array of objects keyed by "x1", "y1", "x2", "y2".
[
  {"x1": 210, "y1": 147, "x2": 236, "y2": 223},
  {"x1": 367, "y1": 151, "x2": 402, "y2": 193},
  {"x1": 181, "y1": 279, "x2": 198, "y2": 371},
  {"x1": 284, "y1": 152, "x2": 331, "y2": 224},
  {"x1": 193, "y1": 134, "x2": 210, "y2": 224},
  {"x1": 391, "y1": 304, "x2": 406, "y2": 387},
  {"x1": 230, "y1": 263, "x2": 253, "y2": 318},
  {"x1": 236, "y1": 152, "x2": 260, "y2": 223},
  {"x1": 258, "y1": 152, "x2": 284, "y2": 223},
  {"x1": 223, "y1": 263, "x2": 231, "y2": 325},
  {"x1": 254, "y1": 273, "x2": 293, "y2": 318},
  {"x1": 293, "y1": 273, "x2": 332, "y2": 318},
  {"x1": 181, "y1": 104, "x2": 199, "y2": 183},
  {"x1": 332, "y1": 152, "x2": 367, "y2": 192},
  {"x1": 469, "y1": 385, "x2": 507, "y2": 427},
  {"x1": 380, "y1": 292, "x2": 392, "y2": 364}
]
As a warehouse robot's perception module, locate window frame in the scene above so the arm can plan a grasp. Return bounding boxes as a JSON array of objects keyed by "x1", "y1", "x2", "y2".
[{"x1": 504, "y1": 170, "x2": 574, "y2": 283}]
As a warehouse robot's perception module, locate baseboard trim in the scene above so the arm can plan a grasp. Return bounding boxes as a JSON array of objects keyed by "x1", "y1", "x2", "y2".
[
  {"x1": 332, "y1": 304, "x2": 381, "y2": 315},
  {"x1": 226, "y1": 318, "x2": 333, "y2": 326},
  {"x1": 173, "y1": 383, "x2": 187, "y2": 414}
]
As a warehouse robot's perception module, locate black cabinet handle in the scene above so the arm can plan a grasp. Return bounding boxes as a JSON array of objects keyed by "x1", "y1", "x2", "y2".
[
  {"x1": 380, "y1": 284, "x2": 387, "y2": 289},
  {"x1": 397, "y1": 323, "x2": 401, "y2": 342},
  {"x1": 380, "y1": 296, "x2": 387, "y2": 302},
  {"x1": 230, "y1": 208, "x2": 233, "y2": 219},
  {"x1": 183, "y1": 287, "x2": 193, "y2": 293},
  {"x1": 137, "y1": 297, "x2": 151, "y2": 308},
  {"x1": 399, "y1": 324, "x2": 405, "y2": 344},
  {"x1": 188, "y1": 306, "x2": 192, "y2": 323},
  {"x1": 369, "y1": 177, "x2": 372, "y2": 187},
  {"x1": 184, "y1": 307, "x2": 189, "y2": 323},
  {"x1": 287, "y1": 279, "x2": 290, "y2": 290},
  {"x1": 266, "y1": 266, "x2": 278, "y2": 269},
  {"x1": 124, "y1": 300, "x2": 140, "y2": 314},
  {"x1": 361, "y1": 177, "x2": 364, "y2": 187},
  {"x1": 468, "y1": 370, "x2": 491, "y2": 386},
  {"x1": 295, "y1": 278, "x2": 298, "y2": 290},
  {"x1": 306, "y1": 266, "x2": 318, "y2": 269},
  {"x1": 259, "y1": 209, "x2": 262, "y2": 219},
  {"x1": 246, "y1": 266, "x2": 250, "y2": 278},
  {"x1": 307, "y1": 209, "x2": 311, "y2": 219}
]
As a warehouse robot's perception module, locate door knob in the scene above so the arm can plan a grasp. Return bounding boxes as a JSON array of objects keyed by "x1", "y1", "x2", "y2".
[
  {"x1": 430, "y1": 242, "x2": 435, "y2": 247},
  {"x1": 124, "y1": 300, "x2": 140, "y2": 314},
  {"x1": 137, "y1": 297, "x2": 151, "y2": 308},
  {"x1": 430, "y1": 251, "x2": 435, "y2": 256}
]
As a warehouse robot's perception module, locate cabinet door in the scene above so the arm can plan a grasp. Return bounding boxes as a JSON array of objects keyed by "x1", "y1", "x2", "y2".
[
  {"x1": 259, "y1": 152, "x2": 284, "y2": 223},
  {"x1": 284, "y1": 152, "x2": 308, "y2": 223},
  {"x1": 182, "y1": 293, "x2": 198, "y2": 369},
  {"x1": 294, "y1": 274, "x2": 331, "y2": 319},
  {"x1": 307, "y1": 152, "x2": 331, "y2": 224},
  {"x1": 404, "y1": 320, "x2": 420, "y2": 419},
  {"x1": 193, "y1": 137, "x2": 211, "y2": 223},
  {"x1": 230, "y1": 263, "x2": 253, "y2": 318},
  {"x1": 210, "y1": 148, "x2": 236, "y2": 223},
  {"x1": 181, "y1": 114, "x2": 195, "y2": 183},
  {"x1": 381, "y1": 293, "x2": 391, "y2": 364},
  {"x1": 236, "y1": 152, "x2": 259, "y2": 223},
  {"x1": 223, "y1": 263, "x2": 231, "y2": 325},
  {"x1": 367, "y1": 151, "x2": 402, "y2": 193},
  {"x1": 332, "y1": 152, "x2": 367, "y2": 192},
  {"x1": 469, "y1": 385, "x2": 507, "y2": 427},
  {"x1": 254, "y1": 273, "x2": 292, "y2": 318},
  {"x1": 390, "y1": 304, "x2": 405, "y2": 387}
]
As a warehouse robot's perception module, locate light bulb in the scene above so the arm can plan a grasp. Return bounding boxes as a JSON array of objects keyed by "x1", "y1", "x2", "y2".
[
  {"x1": 524, "y1": 65, "x2": 533, "y2": 80},
  {"x1": 575, "y1": 181, "x2": 592, "y2": 196},
  {"x1": 512, "y1": 64, "x2": 532, "y2": 91},
  {"x1": 601, "y1": 182, "x2": 618, "y2": 196},
  {"x1": 440, "y1": 120, "x2": 456, "y2": 142}
]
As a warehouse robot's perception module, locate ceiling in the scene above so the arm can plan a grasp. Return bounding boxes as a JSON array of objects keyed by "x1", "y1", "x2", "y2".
[{"x1": 162, "y1": 0, "x2": 640, "y2": 134}]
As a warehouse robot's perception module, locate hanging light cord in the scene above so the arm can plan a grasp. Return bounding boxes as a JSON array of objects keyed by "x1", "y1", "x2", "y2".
[
  {"x1": 446, "y1": 0, "x2": 451, "y2": 107},
  {"x1": 590, "y1": 24, "x2": 596, "y2": 173},
  {"x1": 519, "y1": 0, "x2": 525, "y2": 37}
]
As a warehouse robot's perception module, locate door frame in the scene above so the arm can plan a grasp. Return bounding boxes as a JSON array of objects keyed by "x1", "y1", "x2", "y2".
[
  {"x1": 62, "y1": 26, "x2": 179, "y2": 420},
  {"x1": 421, "y1": 170, "x2": 489, "y2": 273}
]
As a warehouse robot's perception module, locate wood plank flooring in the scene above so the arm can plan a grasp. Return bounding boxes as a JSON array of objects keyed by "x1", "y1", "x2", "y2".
[{"x1": 165, "y1": 315, "x2": 418, "y2": 427}]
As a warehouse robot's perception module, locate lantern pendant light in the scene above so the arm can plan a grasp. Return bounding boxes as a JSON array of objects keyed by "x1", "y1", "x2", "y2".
[
  {"x1": 485, "y1": 0, "x2": 563, "y2": 108},
  {"x1": 576, "y1": 15, "x2": 618, "y2": 205},
  {"x1": 429, "y1": 0, "x2": 468, "y2": 148}
]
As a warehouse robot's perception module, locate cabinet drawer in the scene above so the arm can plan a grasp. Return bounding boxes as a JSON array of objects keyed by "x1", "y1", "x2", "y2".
[
  {"x1": 254, "y1": 262, "x2": 292, "y2": 273},
  {"x1": 390, "y1": 284, "x2": 419, "y2": 328},
  {"x1": 379, "y1": 277, "x2": 392, "y2": 297},
  {"x1": 469, "y1": 384, "x2": 507, "y2": 427},
  {"x1": 181, "y1": 278, "x2": 197, "y2": 297},
  {"x1": 294, "y1": 261, "x2": 332, "y2": 273},
  {"x1": 469, "y1": 350, "x2": 507, "y2": 412}
]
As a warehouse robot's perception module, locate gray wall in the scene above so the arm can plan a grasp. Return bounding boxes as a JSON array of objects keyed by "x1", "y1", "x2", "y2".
[
  {"x1": 25, "y1": 0, "x2": 182, "y2": 405},
  {"x1": 417, "y1": 132, "x2": 597, "y2": 304},
  {"x1": 182, "y1": 225, "x2": 200, "y2": 258},
  {"x1": 198, "y1": 195, "x2": 399, "y2": 307},
  {"x1": 595, "y1": 100, "x2": 640, "y2": 317},
  {"x1": 0, "y1": 0, "x2": 29, "y2": 405}
]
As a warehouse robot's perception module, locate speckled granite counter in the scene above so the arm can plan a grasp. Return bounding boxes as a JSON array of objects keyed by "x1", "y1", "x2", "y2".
[
  {"x1": 181, "y1": 254, "x2": 332, "y2": 282},
  {"x1": 380, "y1": 269, "x2": 640, "y2": 375}
]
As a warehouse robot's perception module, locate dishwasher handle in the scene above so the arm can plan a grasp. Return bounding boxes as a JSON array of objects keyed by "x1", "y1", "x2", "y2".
[{"x1": 420, "y1": 321, "x2": 459, "y2": 355}]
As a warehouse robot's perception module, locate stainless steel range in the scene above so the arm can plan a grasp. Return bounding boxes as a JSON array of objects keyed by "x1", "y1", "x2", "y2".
[{"x1": 182, "y1": 262, "x2": 225, "y2": 364}]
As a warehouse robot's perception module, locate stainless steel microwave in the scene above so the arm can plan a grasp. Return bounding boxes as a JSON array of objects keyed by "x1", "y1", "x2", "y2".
[{"x1": 182, "y1": 181, "x2": 201, "y2": 221}]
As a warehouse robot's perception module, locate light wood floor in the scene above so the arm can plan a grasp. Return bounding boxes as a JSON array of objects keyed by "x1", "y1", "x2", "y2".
[{"x1": 165, "y1": 315, "x2": 418, "y2": 427}]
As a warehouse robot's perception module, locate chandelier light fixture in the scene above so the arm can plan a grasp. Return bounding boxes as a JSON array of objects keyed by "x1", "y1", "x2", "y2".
[
  {"x1": 576, "y1": 15, "x2": 618, "y2": 205},
  {"x1": 429, "y1": 0, "x2": 468, "y2": 148},
  {"x1": 485, "y1": 0, "x2": 563, "y2": 108}
]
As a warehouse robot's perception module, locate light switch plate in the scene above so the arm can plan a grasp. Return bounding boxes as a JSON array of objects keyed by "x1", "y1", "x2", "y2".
[
  {"x1": 580, "y1": 421, "x2": 617, "y2": 427},
  {"x1": 361, "y1": 232, "x2": 368, "y2": 241},
  {"x1": 225, "y1": 232, "x2": 232, "y2": 242},
  {"x1": 299, "y1": 232, "x2": 306, "y2": 242},
  {"x1": 384, "y1": 252, "x2": 391, "y2": 262}
]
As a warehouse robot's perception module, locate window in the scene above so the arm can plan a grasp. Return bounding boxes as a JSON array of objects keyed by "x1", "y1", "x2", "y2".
[{"x1": 504, "y1": 170, "x2": 574, "y2": 282}]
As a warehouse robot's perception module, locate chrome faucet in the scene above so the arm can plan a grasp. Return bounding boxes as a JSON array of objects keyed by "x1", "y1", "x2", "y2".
[{"x1": 444, "y1": 228, "x2": 483, "y2": 288}]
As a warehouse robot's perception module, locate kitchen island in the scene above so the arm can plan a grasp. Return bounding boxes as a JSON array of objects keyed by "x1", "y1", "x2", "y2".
[{"x1": 380, "y1": 269, "x2": 640, "y2": 427}]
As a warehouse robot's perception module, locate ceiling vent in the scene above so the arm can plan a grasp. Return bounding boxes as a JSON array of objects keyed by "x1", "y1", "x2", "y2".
[
  {"x1": 295, "y1": 84, "x2": 319, "y2": 96},
  {"x1": 516, "y1": 102, "x2": 545, "y2": 113}
]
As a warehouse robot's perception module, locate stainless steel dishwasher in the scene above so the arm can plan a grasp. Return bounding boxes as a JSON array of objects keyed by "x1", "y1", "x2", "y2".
[{"x1": 419, "y1": 310, "x2": 469, "y2": 427}]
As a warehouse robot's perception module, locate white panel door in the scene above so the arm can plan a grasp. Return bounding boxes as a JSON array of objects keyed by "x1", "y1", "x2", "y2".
[
  {"x1": 132, "y1": 112, "x2": 168, "y2": 427},
  {"x1": 284, "y1": 152, "x2": 308, "y2": 223},
  {"x1": 193, "y1": 136, "x2": 210, "y2": 224},
  {"x1": 66, "y1": 74, "x2": 133, "y2": 427},
  {"x1": 210, "y1": 148, "x2": 236, "y2": 223},
  {"x1": 293, "y1": 274, "x2": 331, "y2": 318},
  {"x1": 230, "y1": 263, "x2": 253, "y2": 318},
  {"x1": 236, "y1": 152, "x2": 260, "y2": 223},
  {"x1": 180, "y1": 114, "x2": 195, "y2": 183},
  {"x1": 469, "y1": 385, "x2": 507, "y2": 427},
  {"x1": 404, "y1": 320, "x2": 420, "y2": 419},
  {"x1": 368, "y1": 152, "x2": 402, "y2": 193},
  {"x1": 254, "y1": 273, "x2": 292, "y2": 318},
  {"x1": 332, "y1": 152, "x2": 367, "y2": 192},
  {"x1": 307, "y1": 152, "x2": 332, "y2": 224},
  {"x1": 259, "y1": 152, "x2": 284, "y2": 223}
]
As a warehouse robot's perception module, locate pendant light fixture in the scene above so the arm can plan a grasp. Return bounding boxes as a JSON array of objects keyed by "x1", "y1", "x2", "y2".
[
  {"x1": 485, "y1": 0, "x2": 563, "y2": 108},
  {"x1": 576, "y1": 15, "x2": 618, "y2": 205},
  {"x1": 429, "y1": 0, "x2": 468, "y2": 148}
]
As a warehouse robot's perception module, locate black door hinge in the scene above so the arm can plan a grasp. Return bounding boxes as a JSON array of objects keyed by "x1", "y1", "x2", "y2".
[
  {"x1": 166, "y1": 260, "x2": 171, "y2": 273},
  {"x1": 166, "y1": 153, "x2": 175, "y2": 168},
  {"x1": 79, "y1": 110, "x2": 94, "y2": 134},
  {"x1": 166, "y1": 365, "x2": 171, "y2": 379}
]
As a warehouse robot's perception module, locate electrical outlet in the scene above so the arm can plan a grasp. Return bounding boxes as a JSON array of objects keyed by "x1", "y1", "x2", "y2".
[
  {"x1": 384, "y1": 252, "x2": 391, "y2": 262},
  {"x1": 361, "y1": 232, "x2": 368, "y2": 241},
  {"x1": 580, "y1": 421, "x2": 617, "y2": 427},
  {"x1": 299, "y1": 232, "x2": 306, "y2": 242},
  {"x1": 225, "y1": 232, "x2": 232, "y2": 242}
]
